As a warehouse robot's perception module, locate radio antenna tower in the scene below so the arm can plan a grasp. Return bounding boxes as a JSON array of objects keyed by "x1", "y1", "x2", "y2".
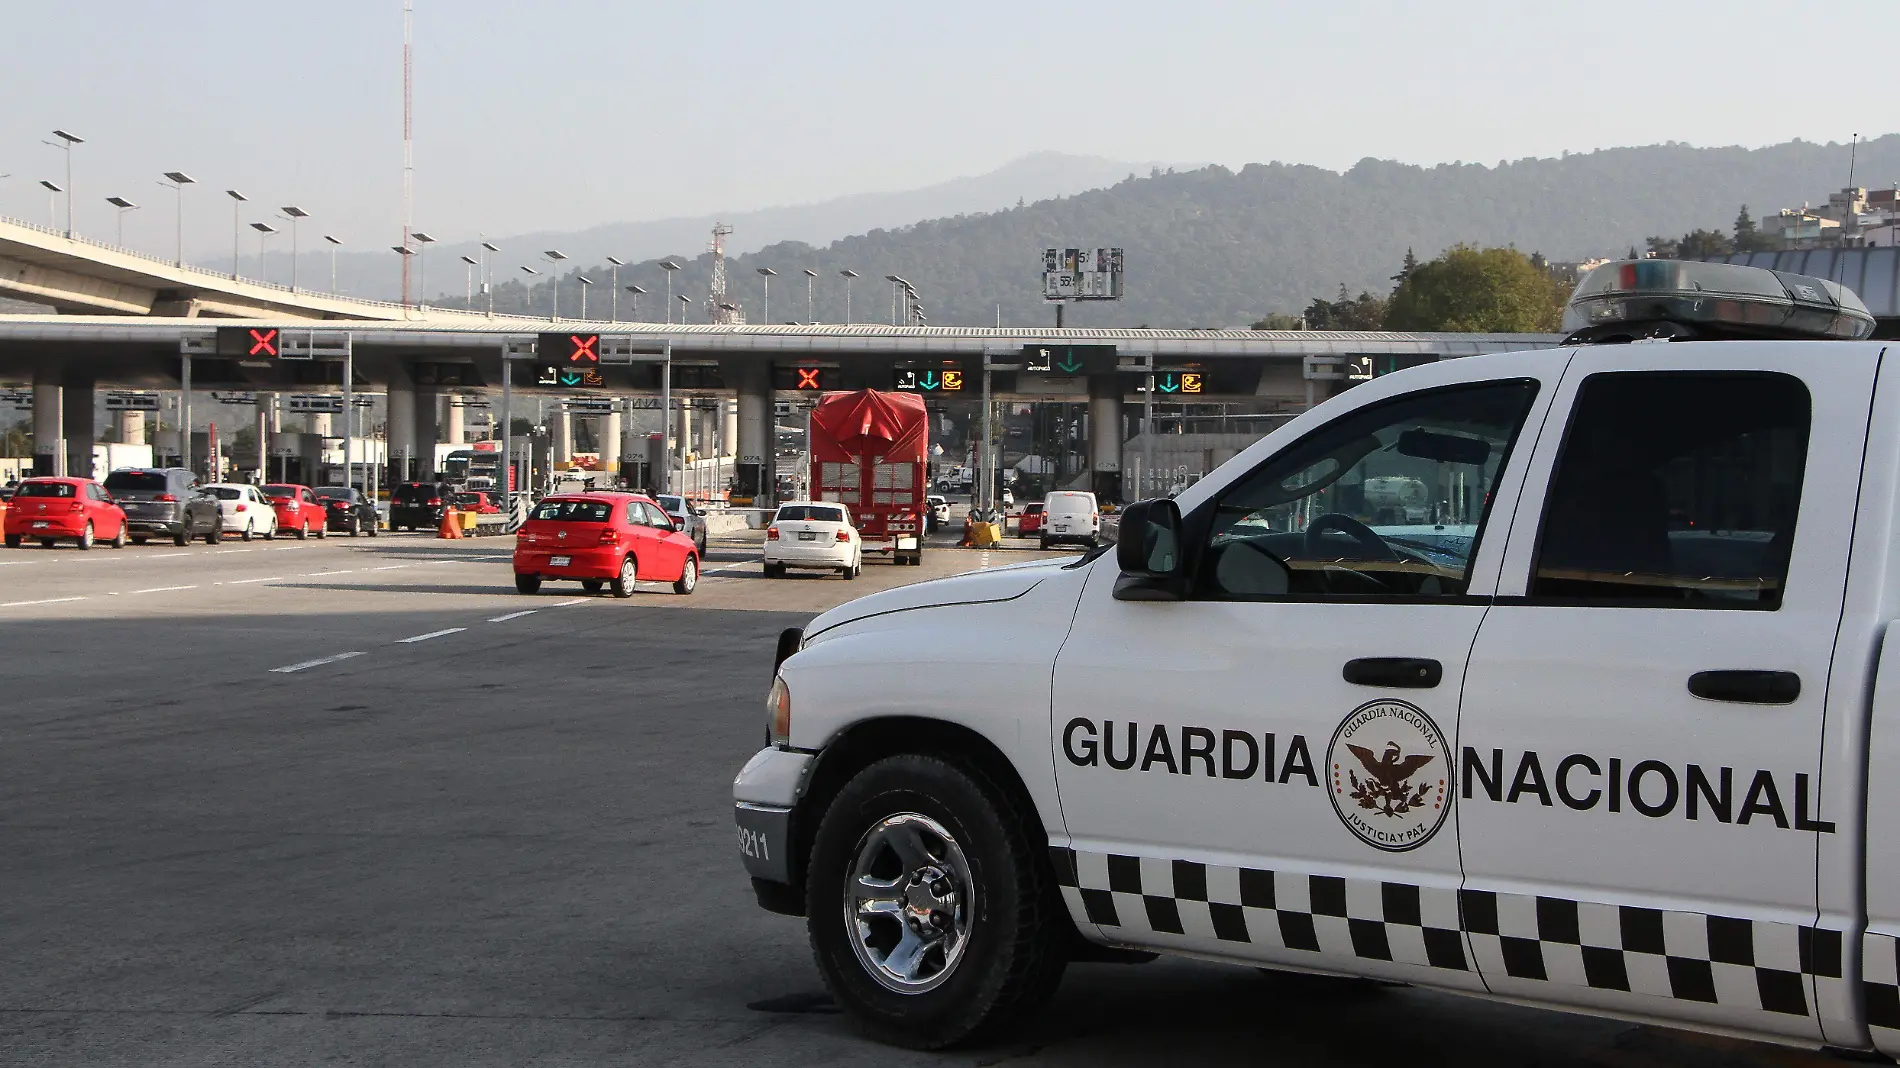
[
  {"x1": 400, "y1": 0, "x2": 415, "y2": 309},
  {"x1": 708, "y1": 221, "x2": 740, "y2": 324}
]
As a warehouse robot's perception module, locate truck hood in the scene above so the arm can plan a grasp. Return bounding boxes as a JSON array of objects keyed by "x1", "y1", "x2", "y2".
[{"x1": 803, "y1": 555, "x2": 1077, "y2": 640}]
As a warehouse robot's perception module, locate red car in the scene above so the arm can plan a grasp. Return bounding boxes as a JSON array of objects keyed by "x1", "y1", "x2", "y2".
[
  {"x1": 262, "y1": 484, "x2": 330, "y2": 540},
  {"x1": 455, "y1": 490, "x2": 502, "y2": 515},
  {"x1": 1018, "y1": 501, "x2": 1045, "y2": 535},
  {"x1": 513, "y1": 492, "x2": 699, "y2": 597},
  {"x1": 3, "y1": 477, "x2": 129, "y2": 550}
]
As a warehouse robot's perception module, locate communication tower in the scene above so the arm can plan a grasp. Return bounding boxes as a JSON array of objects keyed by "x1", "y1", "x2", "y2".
[{"x1": 707, "y1": 222, "x2": 743, "y2": 324}]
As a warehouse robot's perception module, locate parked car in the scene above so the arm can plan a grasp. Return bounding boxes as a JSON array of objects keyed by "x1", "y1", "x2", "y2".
[
  {"x1": 512, "y1": 492, "x2": 699, "y2": 596},
  {"x1": 453, "y1": 490, "x2": 502, "y2": 515},
  {"x1": 1018, "y1": 501, "x2": 1045, "y2": 535},
  {"x1": 3, "y1": 476, "x2": 127, "y2": 550},
  {"x1": 653, "y1": 493, "x2": 709, "y2": 555},
  {"x1": 102, "y1": 468, "x2": 221, "y2": 546},
  {"x1": 389, "y1": 481, "x2": 451, "y2": 532},
  {"x1": 314, "y1": 486, "x2": 380, "y2": 536},
  {"x1": 262, "y1": 484, "x2": 329, "y2": 540},
  {"x1": 763, "y1": 502, "x2": 861, "y2": 580},
  {"x1": 1039, "y1": 490, "x2": 1100, "y2": 550},
  {"x1": 201, "y1": 483, "x2": 279, "y2": 540}
]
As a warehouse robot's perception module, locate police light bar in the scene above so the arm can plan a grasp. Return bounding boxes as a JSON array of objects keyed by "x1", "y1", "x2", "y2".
[{"x1": 1563, "y1": 260, "x2": 1876, "y2": 343}]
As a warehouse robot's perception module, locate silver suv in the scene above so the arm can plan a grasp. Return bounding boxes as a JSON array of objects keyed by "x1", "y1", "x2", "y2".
[{"x1": 102, "y1": 468, "x2": 222, "y2": 546}]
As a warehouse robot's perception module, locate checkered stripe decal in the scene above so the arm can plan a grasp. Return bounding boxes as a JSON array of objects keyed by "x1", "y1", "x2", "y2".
[
  {"x1": 1052, "y1": 847, "x2": 1839, "y2": 1018},
  {"x1": 1049, "y1": 847, "x2": 1469, "y2": 971},
  {"x1": 1863, "y1": 932, "x2": 1900, "y2": 1044}
]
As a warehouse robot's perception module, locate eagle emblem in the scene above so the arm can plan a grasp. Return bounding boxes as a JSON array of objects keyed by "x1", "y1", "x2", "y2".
[{"x1": 1344, "y1": 742, "x2": 1435, "y2": 817}]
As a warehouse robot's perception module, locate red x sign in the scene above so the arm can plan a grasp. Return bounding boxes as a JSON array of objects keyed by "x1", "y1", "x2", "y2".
[
  {"x1": 795, "y1": 367, "x2": 822, "y2": 390},
  {"x1": 248, "y1": 328, "x2": 279, "y2": 356},
  {"x1": 567, "y1": 334, "x2": 599, "y2": 364}
]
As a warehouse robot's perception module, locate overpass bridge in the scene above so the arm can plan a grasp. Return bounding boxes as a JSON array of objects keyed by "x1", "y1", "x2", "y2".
[{"x1": 0, "y1": 315, "x2": 1560, "y2": 502}]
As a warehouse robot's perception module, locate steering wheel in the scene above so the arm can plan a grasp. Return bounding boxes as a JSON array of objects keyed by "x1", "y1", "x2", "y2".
[{"x1": 1303, "y1": 512, "x2": 1395, "y2": 560}]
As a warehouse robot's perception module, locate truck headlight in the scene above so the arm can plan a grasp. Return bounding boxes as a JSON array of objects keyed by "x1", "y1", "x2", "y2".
[{"x1": 767, "y1": 676, "x2": 792, "y2": 746}]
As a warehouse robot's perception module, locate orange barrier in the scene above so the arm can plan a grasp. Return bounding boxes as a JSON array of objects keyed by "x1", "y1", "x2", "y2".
[{"x1": 437, "y1": 509, "x2": 463, "y2": 539}]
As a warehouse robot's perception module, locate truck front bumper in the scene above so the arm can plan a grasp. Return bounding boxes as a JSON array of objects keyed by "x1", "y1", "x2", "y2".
[{"x1": 733, "y1": 747, "x2": 816, "y2": 904}]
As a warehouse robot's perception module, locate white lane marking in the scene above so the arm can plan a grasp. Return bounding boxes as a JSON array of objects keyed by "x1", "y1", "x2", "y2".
[
  {"x1": 148, "y1": 553, "x2": 192, "y2": 559},
  {"x1": 220, "y1": 576, "x2": 284, "y2": 585},
  {"x1": 549, "y1": 598, "x2": 590, "y2": 607},
  {"x1": 371, "y1": 565, "x2": 408, "y2": 571},
  {"x1": 396, "y1": 627, "x2": 466, "y2": 644},
  {"x1": 0, "y1": 596, "x2": 87, "y2": 608},
  {"x1": 270, "y1": 651, "x2": 365, "y2": 674},
  {"x1": 0, "y1": 560, "x2": 36, "y2": 566},
  {"x1": 487, "y1": 610, "x2": 537, "y2": 623},
  {"x1": 131, "y1": 585, "x2": 197, "y2": 594},
  {"x1": 218, "y1": 549, "x2": 253, "y2": 554}
]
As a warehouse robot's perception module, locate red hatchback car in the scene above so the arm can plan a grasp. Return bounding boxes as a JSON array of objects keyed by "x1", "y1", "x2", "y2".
[
  {"x1": 3, "y1": 477, "x2": 129, "y2": 550},
  {"x1": 513, "y1": 492, "x2": 699, "y2": 597},
  {"x1": 262, "y1": 484, "x2": 330, "y2": 539}
]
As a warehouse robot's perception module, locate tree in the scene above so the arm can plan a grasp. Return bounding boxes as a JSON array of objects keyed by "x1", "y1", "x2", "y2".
[
  {"x1": 1296, "y1": 284, "x2": 1389, "y2": 330},
  {"x1": 1677, "y1": 228, "x2": 1734, "y2": 259},
  {"x1": 1384, "y1": 245, "x2": 1568, "y2": 332},
  {"x1": 1391, "y1": 247, "x2": 1419, "y2": 289},
  {"x1": 1644, "y1": 235, "x2": 1680, "y2": 259},
  {"x1": 1251, "y1": 312, "x2": 1306, "y2": 330},
  {"x1": 1734, "y1": 204, "x2": 1774, "y2": 252}
]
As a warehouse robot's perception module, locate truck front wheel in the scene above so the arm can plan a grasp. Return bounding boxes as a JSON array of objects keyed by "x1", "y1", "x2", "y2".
[{"x1": 805, "y1": 754, "x2": 1066, "y2": 1049}]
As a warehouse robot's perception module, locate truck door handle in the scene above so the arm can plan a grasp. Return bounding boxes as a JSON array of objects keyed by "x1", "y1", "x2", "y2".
[
  {"x1": 1687, "y1": 670, "x2": 1801, "y2": 704},
  {"x1": 1342, "y1": 658, "x2": 1442, "y2": 689}
]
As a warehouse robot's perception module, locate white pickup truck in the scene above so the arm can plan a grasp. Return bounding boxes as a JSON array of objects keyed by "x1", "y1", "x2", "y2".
[{"x1": 734, "y1": 260, "x2": 1900, "y2": 1055}]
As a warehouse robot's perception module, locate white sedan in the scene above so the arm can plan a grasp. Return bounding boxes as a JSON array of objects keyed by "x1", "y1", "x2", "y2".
[
  {"x1": 203, "y1": 483, "x2": 279, "y2": 541},
  {"x1": 763, "y1": 502, "x2": 861, "y2": 580}
]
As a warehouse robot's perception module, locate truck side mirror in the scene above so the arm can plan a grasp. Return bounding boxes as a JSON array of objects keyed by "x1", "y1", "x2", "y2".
[{"x1": 1113, "y1": 498, "x2": 1189, "y2": 601}]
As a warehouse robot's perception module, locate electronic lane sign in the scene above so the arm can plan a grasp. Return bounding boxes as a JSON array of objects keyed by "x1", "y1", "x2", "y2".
[
  {"x1": 1042, "y1": 247, "x2": 1124, "y2": 302},
  {"x1": 893, "y1": 368, "x2": 964, "y2": 392},
  {"x1": 217, "y1": 326, "x2": 281, "y2": 358},
  {"x1": 772, "y1": 364, "x2": 840, "y2": 391},
  {"x1": 1153, "y1": 371, "x2": 1204, "y2": 395},
  {"x1": 1021, "y1": 344, "x2": 1116, "y2": 375},
  {"x1": 538, "y1": 332, "x2": 603, "y2": 388}
]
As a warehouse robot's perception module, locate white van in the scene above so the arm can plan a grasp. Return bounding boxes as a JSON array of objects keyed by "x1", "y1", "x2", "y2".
[{"x1": 1039, "y1": 490, "x2": 1098, "y2": 550}]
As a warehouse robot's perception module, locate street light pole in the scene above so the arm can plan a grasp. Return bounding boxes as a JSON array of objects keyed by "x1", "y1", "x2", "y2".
[
  {"x1": 250, "y1": 221, "x2": 278, "y2": 283},
  {"x1": 659, "y1": 260, "x2": 680, "y2": 324},
  {"x1": 159, "y1": 172, "x2": 193, "y2": 266},
  {"x1": 324, "y1": 235, "x2": 342, "y2": 292},
  {"x1": 519, "y1": 264, "x2": 541, "y2": 319},
  {"x1": 412, "y1": 232, "x2": 436, "y2": 308},
  {"x1": 226, "y1": 189, "x2": 247, "y2": 279},
  {"x1": 840, "y1": 269, "x2": 857, "y2": 324},
  {"x1": 756, "y1": 267, "x2": 777, "y2": 323},
  {"x1": 39, "y1": 182, "x2": 61, "y2": 229},
  {"x1": 543, "y1": 250, "x2": 567, "y2": 320},
  {"x1": 280, "y1": 206, "x2": 308, "y2": 292},
  {"x1": 47, "y1": 130, "x2": 82, "y2": 237},
  {"x1": 606, "y1": 256, "x2": 625, "y2": 321},
  {"x1": 105, "y1": 196, "x2": 138, "y2": 246},
  {"x1": 626, "y1": 284, "x2": 646, "y2": 322},
  {"x1": 677, "y1": 293, "x2": 692, "y2": 323},
  {"x1": 577, "y1": 275, "x2": 593, "y2": 320},
  {"x1": 481, "y1": 241, "x2": 500, "y2": 317},
  {"x1": 802, "y1": 268, "x2": 817, "y2": 323},
  {"x1": 460, "y1": 255, "x2": 478, "y2": 310}
]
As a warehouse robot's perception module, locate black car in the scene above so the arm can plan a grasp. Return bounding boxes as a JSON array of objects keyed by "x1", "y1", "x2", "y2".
[
  {"x1": 312, "y1": 486, "x2": 380, "y2": 536},
  {"x1": 102, "y1": 468, "x2": 221, "y2": 546},
  {"x1": 388, "y1": 481, "x2": 451, "y2": 532}
]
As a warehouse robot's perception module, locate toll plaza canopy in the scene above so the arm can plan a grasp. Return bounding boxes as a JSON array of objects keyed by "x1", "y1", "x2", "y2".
[{"x1": 809, "y1": 389, "x2": 927, "y2": 463}]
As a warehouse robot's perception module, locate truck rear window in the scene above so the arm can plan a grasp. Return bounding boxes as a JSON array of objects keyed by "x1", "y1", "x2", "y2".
[
  {"x1": 103, "y1": 472, "x2": 166, "y2": 492},
  {"x1": 15, "y1": 481, "x2": 75, "y2": 498},
  {"x1": 531, "y1": 500, "x2": 611, "y2": 523}
]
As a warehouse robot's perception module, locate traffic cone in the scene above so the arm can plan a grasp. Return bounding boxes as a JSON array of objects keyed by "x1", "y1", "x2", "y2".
[{"x1": 437, "y1": 508, "x2": 462, "y2": 539}]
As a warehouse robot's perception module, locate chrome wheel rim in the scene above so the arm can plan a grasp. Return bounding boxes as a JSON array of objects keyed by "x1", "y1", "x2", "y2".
[
  {"x1": 620, "y1": 557, "x2": 634, "y2": 586},
  {"x1": 680, "y1": 558, "x2": 696, "y2": 591},
  {"x1": 843, "y1": 812, "x2": 974, "y2": 995}
]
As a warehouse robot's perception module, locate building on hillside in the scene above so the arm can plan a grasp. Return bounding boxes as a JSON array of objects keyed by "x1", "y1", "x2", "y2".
[{"x1": 1761, "y1": 208, "x2": 1844, "y2": 249}]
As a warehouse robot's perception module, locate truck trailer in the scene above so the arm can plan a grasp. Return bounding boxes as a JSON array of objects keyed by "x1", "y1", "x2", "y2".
[{"x1": 808, "y1": 389, "x2": 927, "y2": 566}]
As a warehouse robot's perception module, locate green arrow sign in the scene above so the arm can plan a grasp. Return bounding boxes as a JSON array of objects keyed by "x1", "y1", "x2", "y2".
[
  {"x1": 919, "y1": 371, "x2": 939, "y2": 390},
  {"x1": 559, "y1": 370, "x2": 584, "y2": 387},
  {"x1": 1055, "y1": 355, "x2": 1084, "y2": 374},
  {"x1": 1158, "y1": 373, "x2": 1180, "y2": 393}
]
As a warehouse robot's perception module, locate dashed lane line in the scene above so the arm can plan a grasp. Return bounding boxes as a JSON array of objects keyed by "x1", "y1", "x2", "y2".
[
  {"x1": 0, "y1": 596, "x2": 87, "y2": 608},
  {"x1": 487, "y1": 610, "x2": 537, "y2": 623},
  {"x1": 130, "y1": 585, "x2": 197, "y2": 594},
  {"x1": 371, "y1": 565, "x2": 408, "y2": 571},
  {"x1": 549, "y1": 598, "x2": 590, "y2": 608},
  {"x1": 396, "y1": 627, "x2": 466, "y2": 644},
  {"x1": 270, "y1": 651, "x2": 365, "y2": 674},
  {"x1": 215, "y1": 576, "x2": 284, "y2": 585}
]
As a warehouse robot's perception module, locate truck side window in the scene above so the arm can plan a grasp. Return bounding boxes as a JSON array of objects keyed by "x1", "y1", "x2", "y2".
[
  {"x1": 1529, "y1": 371, "x2": 1810, "y2": 609},
  {"x1": 1200, "y1": 380, "x2": 1538, "y2": 599}
]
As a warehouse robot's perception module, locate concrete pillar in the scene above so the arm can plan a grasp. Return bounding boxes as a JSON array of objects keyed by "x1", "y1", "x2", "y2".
[
  {"x1": 255, "y1": 393, "x2": 275, "y2": 480},
  {"x1": 554, "y1": 408, "x2": 574, "y2": 466},
  {"x1": 386, "y1": 364, "x2": 415, "y2": 485},
  {"x1": 1088, "y1": 373, "x2": 1125, "y2": 504},
  {"x1": 31, "y1": 365, "x2": 60, "y2": 477},
  {"x1": 599, "y1": 410, "x2": 622, "y2": 479},
  {"x1": 63, "y1": 376, "x2": 95, "y2": 479},
  {"x1": 414, "y1": 384, "x2": 439, "y2": 481},
  {"x1": 307, "y1": 412, "x2": 333, "y2": 436},
  {"x1": 722, "y1": 399, "x2": 739, "y2": 458},
  {"x1": 116, "y1": 409, "x2": 147, "y2": 446},
  {"x1": 730, "y1": 361, "x2": 774, "y2": 505},
  {"x1": 444, "y1": 393, "x2": 465, "y2": 445}
]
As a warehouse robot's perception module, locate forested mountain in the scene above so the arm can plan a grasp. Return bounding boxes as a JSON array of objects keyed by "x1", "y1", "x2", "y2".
[{"x1": 465, "y1": 135, "x2": 1900, "y2": 329}]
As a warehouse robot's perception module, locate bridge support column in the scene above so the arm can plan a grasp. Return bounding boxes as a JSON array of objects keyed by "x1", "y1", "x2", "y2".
[
  {"x1": 32, "y1": 364, "x2": 60, "y2": 477},
  {"x1": 386, "y1": 365, "x2": 415, "y2": 485},
  {"x1": 115, "y1": 409, "x2": 147, "y2": 447},
  {"x1": 414, "y1": 385, "x2": 439, "y2": 481},
  {"x1": 255, "y1": 393, "x2": 275, "y2": 480},
  {"x1": 1088, "y1": 373, "x2": 1124, "y2": 504},
  {"x1": 599, "y1": 410, "x2": 622, "y2": 482},
  {"x1": 728, "y1": 362, "x2": 773, "y2": 506},
  {"x1": 63, "y1": 375, "x2": 95, "y2": 480},
  {"x1": 444, "y1": 394, "x2": 465, "y2": 445},
  {"x1": 554, "y1": 408, "x2": 574, "y2": 468},
  {"x1": 721, "y1": 400, "x2": 738, "y2": 458}
]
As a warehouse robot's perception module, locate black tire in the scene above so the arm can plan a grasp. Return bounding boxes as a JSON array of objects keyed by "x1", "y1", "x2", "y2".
[
  {"x1": 806, "y1": 754, "x2": 1067, "y2": 1050},
  {"x1": 241, "y1": 523, "x2": 254, "y2": 542},
  {"x1": 206, "y1": 525, "x2": 222, "y2": 545},
  {"x1": 110, "y1": 524, "x2": 126, "y2": 549},
  {"x1": 673, "y1": 555, "x2": 698, "y2": 595},
  {"x1": 368, "y1": 520, "x2": 379, "y2": 537},
  {"x1": 316, "y1": 521, "x2": 329, "y2": 539},
  {"x1": 40, "y1": 538, "x2": 55, "y2": 549},
  {"x1": 581, "y1": 579, "x2": 605, "y2": 593},
  {"x1": 1038, "y1": 538, "x2": 1050, "y2": 552},
  {"x1": 348, "y1": 518, "x2": 360, "y2": 537},
  {"x1": 4, "y1": 534, "x2": 20, "y2": 549},
  {"x1": 77, "y1": 523, "x2": 94, "y2": 551},
  {"x1": 696, "y1": 534, "x2": 707, "y2": 556},
  {"x1": 131, "y1": 536, "x2": 147, "y2": 546},
  {"x1": 515, "y1": 573, "x2": 541, "y2": 594},
  {"x1": 173, "y1": 529, "x2": 189, "y2": 547},
  {"x1": 763, "y1": 562, "x2": 785, "y2": 578},
  {"x1": 294, "y1": 522, "x2": 308, "y2": 540},
  {"x1": 610, "y1": 554, "x2": 636, "y2": 598}
]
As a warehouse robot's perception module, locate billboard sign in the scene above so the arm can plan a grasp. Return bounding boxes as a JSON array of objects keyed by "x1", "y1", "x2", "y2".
[{"x1": 1042, "y1": 247, "x2": 1124, "y2": 302}]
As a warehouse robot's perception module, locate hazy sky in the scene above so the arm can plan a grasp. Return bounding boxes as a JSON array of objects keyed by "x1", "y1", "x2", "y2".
[{"x1": 0, "y1": 0, "x2": 1883, "y2": 262}]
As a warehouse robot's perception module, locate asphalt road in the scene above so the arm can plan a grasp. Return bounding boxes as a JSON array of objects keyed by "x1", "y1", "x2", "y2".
[{"x1": 0, "y1": 530, "x2": 1837, "y2": 1067}]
